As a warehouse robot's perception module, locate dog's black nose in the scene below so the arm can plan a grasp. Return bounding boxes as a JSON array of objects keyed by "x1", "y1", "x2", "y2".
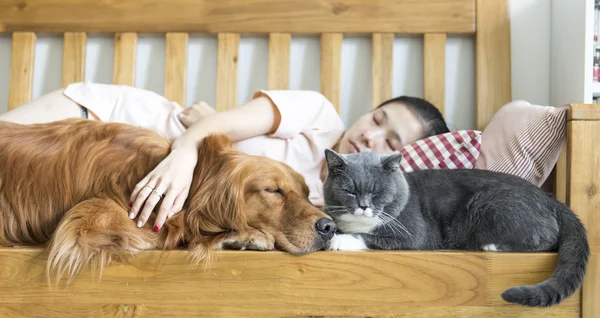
[{"x1": 315, "y1": 218, "x2": 336, "y2": 240}]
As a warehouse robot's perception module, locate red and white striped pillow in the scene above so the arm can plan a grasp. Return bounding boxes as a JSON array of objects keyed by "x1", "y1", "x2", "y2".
[
  {"x1": 475, "y1": 100, "x2": 567, "y2": 187},
  {"x1": 398, "y1": 130, "x2": 482, "y2": 172}
]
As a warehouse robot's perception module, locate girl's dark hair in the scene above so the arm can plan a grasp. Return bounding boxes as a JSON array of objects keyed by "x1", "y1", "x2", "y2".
[{"x1": 376, "y1": 96, "x2": 450, "y2": 137}]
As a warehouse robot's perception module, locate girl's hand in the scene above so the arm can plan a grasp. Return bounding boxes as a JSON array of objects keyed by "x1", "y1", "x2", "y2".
[
  {"x1": 127, "y1": 95, "x2": 279, "y2": 231},
  {"x1": 128, "y1": 146, "x2": 198, "y2": 231},
  {"x1": 178, "y1": 101, "x2": 216, "y2": 128}
]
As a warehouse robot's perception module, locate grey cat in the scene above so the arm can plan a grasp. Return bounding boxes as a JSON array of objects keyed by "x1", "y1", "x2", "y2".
[{"x1": 322, "y1": 149, "x2": 589, "y2": 308}]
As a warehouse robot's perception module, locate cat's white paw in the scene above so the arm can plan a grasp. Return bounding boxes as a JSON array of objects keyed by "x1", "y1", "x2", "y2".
[
  {"x1": 328, "y1": 234, "x2": 368, "y2": 251},
  {"x1": 482, "y1": 244, "x2": 500, "y2": 251}
]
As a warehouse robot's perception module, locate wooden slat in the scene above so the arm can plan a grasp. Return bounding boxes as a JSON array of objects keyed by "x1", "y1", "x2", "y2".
[
  {"x1": 216, "y1": 33, "x2": 239, "y2": 111},
  {"x1": 320, "y1": 33, "x2": 343, "y2": 113},
  {"x1": 0, "y1": 0, "x2": 476, "y2": 34},
  {"x1": 475, "y1": 0, "x2": 511, "y2": 131},
  {"x1": 61, "y1": 32, "x2": 86, "y2": 88},
  {"x1": 164, "y1": 32, "x2": 188, "y2": 107},
  {"x1": 423, "y1": 33, "x2": 446, "y2": 114},
  {"x1": 112, "y1": 32, "x2": 137, "y2": 86},
  {"x1": 371, "y1": 33, "x2": 394, "y2": 109},
  {"x1": 0, "y1": 249, "x2": 579, "y2": 317},
  {"x1": 8, "y1": 32, "x2": 35, "y2": 110},
  {"x1": 268, "y1": 33, "x2": 291, "y2": 90}
]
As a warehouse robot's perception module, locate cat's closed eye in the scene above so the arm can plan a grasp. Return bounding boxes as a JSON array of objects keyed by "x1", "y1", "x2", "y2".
[{"x1": 342, "y1": 189, "x2": 355, "y2": 196}]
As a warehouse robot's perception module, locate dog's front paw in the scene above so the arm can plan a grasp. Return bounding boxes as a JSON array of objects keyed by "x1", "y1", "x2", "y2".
[
  {"x1": 220, "y1": 230, "x2": 275, "y2": 251},
  {"x1": 328, "y1": 234, "x2": 368, "y2": 251},
  {"x1": 245, "y1": 231, "x2": 275, "y2": 251}
]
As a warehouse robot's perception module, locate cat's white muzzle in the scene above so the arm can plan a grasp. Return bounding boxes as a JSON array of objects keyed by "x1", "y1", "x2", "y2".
[{"x1": 353, "y1": 207, "x2": 374, "y2": 217}]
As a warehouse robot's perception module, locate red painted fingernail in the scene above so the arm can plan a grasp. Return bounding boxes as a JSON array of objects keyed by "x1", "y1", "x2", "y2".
[
  {"x1": 129, "y1": 201, "x2": 132, "y2": 207},
  {"x1": 153, "y1": 226, "x2": 159, "y2": 232}
]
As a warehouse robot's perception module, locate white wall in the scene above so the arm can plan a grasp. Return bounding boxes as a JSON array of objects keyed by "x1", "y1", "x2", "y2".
[
  {"x1": 549, "y1": 0, "x2": 594, "y2": 106},
  {"x1": 510, "y1": 0, "x2": 551, "y2": 106},
  {"x1": 0, "y1": 0, "x2": 550, "y2": 131}
]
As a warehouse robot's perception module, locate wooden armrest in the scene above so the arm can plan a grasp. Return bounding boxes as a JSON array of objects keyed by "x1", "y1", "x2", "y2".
[{"x1": 568, "y1": 104, "x2": 600, "y2": 121}]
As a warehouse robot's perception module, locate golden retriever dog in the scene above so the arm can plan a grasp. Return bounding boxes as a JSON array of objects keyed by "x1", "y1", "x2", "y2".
[{"x1": 0, "y1": 118, "x2": 336, "y2": 284}]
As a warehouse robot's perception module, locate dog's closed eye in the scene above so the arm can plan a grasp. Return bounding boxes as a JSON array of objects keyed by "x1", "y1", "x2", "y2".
[{"x1": 264, "y1": 188, "x2": 285, "y2": 196}]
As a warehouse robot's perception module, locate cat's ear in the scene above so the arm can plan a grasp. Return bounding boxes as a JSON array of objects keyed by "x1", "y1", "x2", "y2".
[
  {"x1": 381, "y1": 153, "x2": 403, "y2": 172},
  {"x1": 324, "y1": 149, "x2": 347, "y2": 169}
]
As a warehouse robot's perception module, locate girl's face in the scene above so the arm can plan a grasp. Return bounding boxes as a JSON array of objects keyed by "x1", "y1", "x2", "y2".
[{"x1": 337, "y1": 102, "x2": 425, "y2": 154}]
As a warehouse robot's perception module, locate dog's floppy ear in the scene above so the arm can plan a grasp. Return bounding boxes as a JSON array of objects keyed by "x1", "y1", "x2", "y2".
[
  {"x1": 198, "y1": 133, "x2": 235, "y2": 155},
  {"x1": 186, "y1": 133, "x2": 248, "y2": 234},
  {"x1": 186, "y1": 171, "x2": 248, "y2": 235},
  {"x1": 186, "y1": 133, "x2": 237, "y2": 211}
]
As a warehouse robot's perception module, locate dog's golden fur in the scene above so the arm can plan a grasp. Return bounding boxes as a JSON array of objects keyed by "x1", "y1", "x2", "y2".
[{"x1": 0, "y1": 118, "x2": 333, "y2": 284}]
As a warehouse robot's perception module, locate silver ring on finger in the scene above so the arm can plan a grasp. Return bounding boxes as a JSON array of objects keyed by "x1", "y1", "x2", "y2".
[
  {"x1": 143, "y1": 185, "x2": 154, "y2": 191},
  {"x1": 151, "y1": 190, "x2": 165, "y2": 198}
]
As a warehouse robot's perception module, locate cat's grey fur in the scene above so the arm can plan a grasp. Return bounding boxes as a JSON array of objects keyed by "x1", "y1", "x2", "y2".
[{"x1": 322, "y1": 149, "x2": 589, "y2": 308}]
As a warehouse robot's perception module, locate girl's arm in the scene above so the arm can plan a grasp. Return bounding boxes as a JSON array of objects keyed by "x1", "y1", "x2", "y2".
[
  {"x1": 173, "y1": 95, "x2": 281, "y2": 149},
  {"x1": 129, "y1": 95, "x2": 281, "y2": 230}
]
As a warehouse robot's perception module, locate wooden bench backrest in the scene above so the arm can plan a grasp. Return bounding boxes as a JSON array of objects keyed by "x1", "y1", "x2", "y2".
[
  {"x1": 2, "y1": 0, "x2": 535, "y2": 194},
  {"x1": 1, "y1": 0, "x2": 511, "y2": 130}
]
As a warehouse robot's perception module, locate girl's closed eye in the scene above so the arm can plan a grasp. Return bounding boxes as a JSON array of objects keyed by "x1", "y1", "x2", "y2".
[{"x1": 386, "y1": 139, "x2": 394, "y2": 150}]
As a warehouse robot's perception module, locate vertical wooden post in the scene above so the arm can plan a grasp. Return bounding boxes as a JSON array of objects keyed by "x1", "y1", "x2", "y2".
[
  {"x1": 8, "y1": 32, "x2": 36, "y2": 110},
  {"x1": 475, "y1": 0, "x2": 511, "y2": 131},
  {"x1": 371, "y1": 33, "x2": 394, "y2": 109},
  {"x1": 423, "y1": 33, "x2": 447, "y2": 113},
  {"x1": 216, "y1": 33, "x2": 239, "y2": 111},
  {"x1": 113, "y1": 33, "x2": 137, "y2": 86},
  {"x1": 61, "y1": 32, "x2": 87, "y2": 88},
  {"x1": 320, "y1": 33, "x2": 343, "y2": 114},
  {"x1": 164, "y1": 32, "x2": 189, "y2": 107},
  {"x1": 268, "y1": 33, "x2": 291, "y2": 91}
]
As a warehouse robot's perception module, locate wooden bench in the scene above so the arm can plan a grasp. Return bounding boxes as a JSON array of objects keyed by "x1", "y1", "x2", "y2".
[{"x1": 1, "y1": 0, "x2": 598, "y2": 316}]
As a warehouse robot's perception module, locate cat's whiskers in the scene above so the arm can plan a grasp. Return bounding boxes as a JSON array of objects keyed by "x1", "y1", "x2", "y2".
[
  {"x1": 382, "y1": 222, "x2": 402, "y2": 239},
  {"x1": 324, "y1": 212, "x2": 348, "y2": 217},
  {"x1": 324, "y1": 205, "x2": 350, "y2": 209},
  {"x1": 324, "y1": 205, "x2": 351, "y2": 215},
  {"x1": 377, "y1": 214, "x2": 404, "y2": 239},
  {"x1": 375, "y1": 212, "x2": 402, "y2": 238},
  {"x1": 324, "y1": 208, "x2": 349, "y2": 213},
  {"x1": 379, "y1": 213, "x2": 409, "y2": 235},
  {"x1": 378, "y1": 212, "x2": 414, "y2": 240}
]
